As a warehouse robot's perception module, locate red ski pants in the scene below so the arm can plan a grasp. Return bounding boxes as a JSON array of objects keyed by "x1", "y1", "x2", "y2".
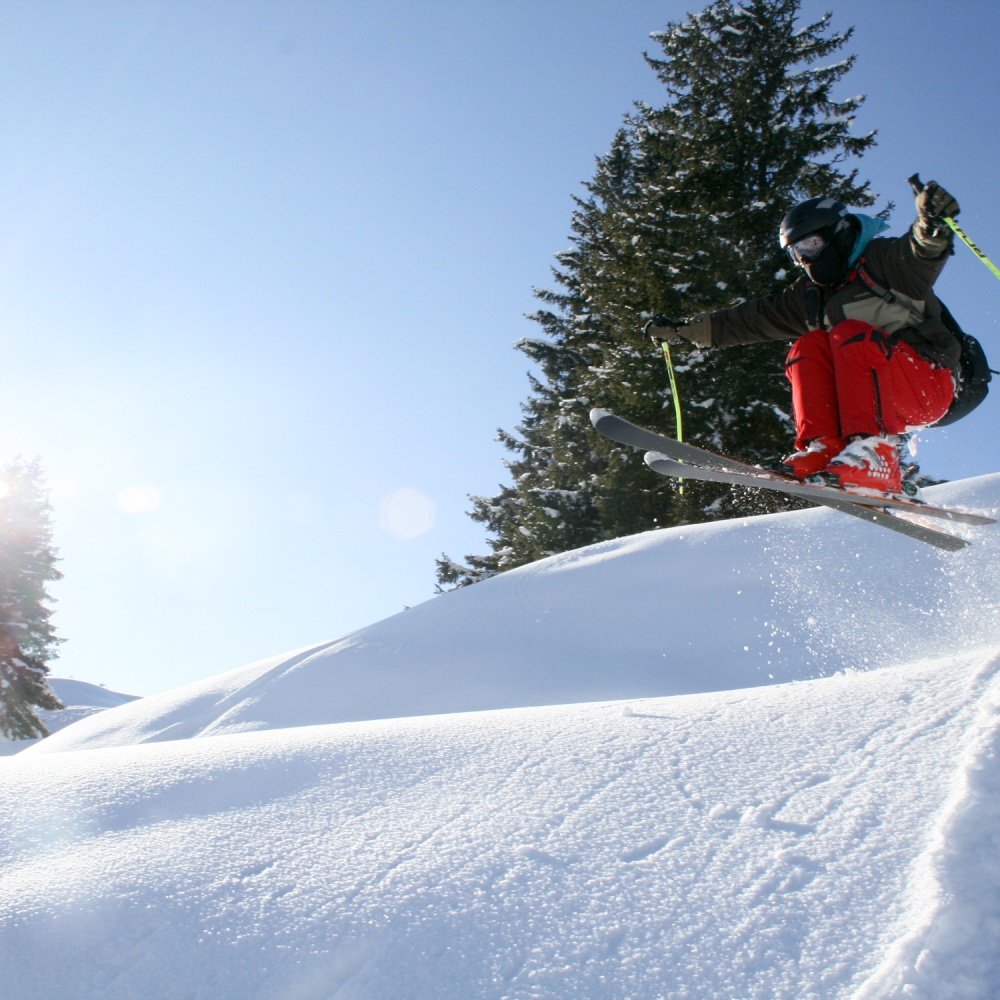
[{"x1": 785, "y1": 320, "x2": 955, "y2": 448}]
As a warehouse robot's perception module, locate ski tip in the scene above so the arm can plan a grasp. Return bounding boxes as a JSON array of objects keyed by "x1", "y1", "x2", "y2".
[{"x1": 590, "y1": 407, "x2": 611, "y2": 428}]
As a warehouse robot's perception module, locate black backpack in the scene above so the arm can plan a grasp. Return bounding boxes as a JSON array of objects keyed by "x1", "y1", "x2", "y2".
[
  {"x1": 935, "y1": 302, "x2": 995, "y2": 426},
  {"x1": 854, "y1": 263, "x2": 993, "y2": 426}
]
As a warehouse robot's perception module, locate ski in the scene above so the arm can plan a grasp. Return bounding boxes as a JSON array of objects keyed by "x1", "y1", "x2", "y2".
[
  {"x1": 590, "y1": 409, "x2": 993, "y2": 551},
  {"x1": 590, "y1": 409, "x2": 994, "y2": 526},
  {"x1": 643, "y1": 455, "x2": 969, "y2": 551}
]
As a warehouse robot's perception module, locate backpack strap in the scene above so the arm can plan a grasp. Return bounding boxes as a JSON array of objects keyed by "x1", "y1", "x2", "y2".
[
  {"x1": 804, "y1": 282, "x2": 822, "y2": 329},
  {"x1": 856, "y1": 258, "x2": 926, "y2": 327},
  {"x1": 856, "y1": 258, "x2": 894, "y2": 302}
]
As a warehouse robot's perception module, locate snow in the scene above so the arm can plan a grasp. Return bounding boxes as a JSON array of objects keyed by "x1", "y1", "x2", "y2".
[
  {"x1": 2, "y1": 474, "x2": 1000, "y2": 998},
  {"x1": 0, "y1": 677, "x2": 139, "y2": 756},
  {"x1": 46, "y1": 677, "x2": 140, "y2": 712}
]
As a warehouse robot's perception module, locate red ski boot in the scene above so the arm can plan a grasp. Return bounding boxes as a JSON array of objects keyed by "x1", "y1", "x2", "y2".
[
  {"x1": 781, "y1": 436, "x2": 845, "y2": 480},
  {"x1": 821, "y1": 436, "x2": 902, "y2": 494}
]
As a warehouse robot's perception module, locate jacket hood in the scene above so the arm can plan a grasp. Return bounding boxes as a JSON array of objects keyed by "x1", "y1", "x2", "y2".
[{"x1": 847, "y1": 213, "x2": 891, "y2": 267}]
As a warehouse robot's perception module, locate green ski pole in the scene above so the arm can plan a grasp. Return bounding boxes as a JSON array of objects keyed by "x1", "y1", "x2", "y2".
[
  {"x1": 909, "y1": 173, "x2": 1000, "y2": 284},
  {"x1": 659, "y1": 338, "x2": 685, "y2": 492},
  {"x1": 660, "y1": 339, "x2": 684, "y2": 443}
]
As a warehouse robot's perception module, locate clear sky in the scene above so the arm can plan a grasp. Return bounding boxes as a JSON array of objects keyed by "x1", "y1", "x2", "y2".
[{"x1": 1, "y1": 0, "x2": 998, "y2": 697}]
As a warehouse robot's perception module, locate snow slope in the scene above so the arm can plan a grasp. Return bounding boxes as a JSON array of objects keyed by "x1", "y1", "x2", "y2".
[
  {"x1": 3, "y1": 474, "x2": 1000, "y2": 999},
  {"x1": 43, "y1": 678, "x2": 139, "y2": 729},
  {"x1": 0, "y1": 678, "x2": 139, "y2": 757},
  {"x1": 27, "y1": 474, "x2": 1000, "y2": 753},
  {"x1": 4, "y1": 654, "x2": 1000, "y2": 999}
]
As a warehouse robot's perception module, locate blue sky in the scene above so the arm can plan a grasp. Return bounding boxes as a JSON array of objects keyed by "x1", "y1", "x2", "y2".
[{"x1": 1, "y1": 0, "x2": 998, "y2": 697}]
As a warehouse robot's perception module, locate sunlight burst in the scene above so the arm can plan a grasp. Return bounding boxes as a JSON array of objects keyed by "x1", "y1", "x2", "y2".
[
  {"x1": 117, "y1": 485, "x2": 163, "y2": 514},
  {"x1": 379, "y1": 487, "x2": 434, "y2": 540}
]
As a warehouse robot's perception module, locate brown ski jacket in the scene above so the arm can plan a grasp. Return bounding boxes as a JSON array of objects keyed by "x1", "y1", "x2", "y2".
[{"x1": 684, "y1": 219, "x2": 961, "y2": 377}]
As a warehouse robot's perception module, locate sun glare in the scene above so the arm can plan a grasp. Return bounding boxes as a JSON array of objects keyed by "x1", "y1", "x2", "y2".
[
  {"x1": 117, "y1": 485, "x2": 163, "y2": 514},
  {"x1": 379, "y1": 487, "x2": 435, "y2": 540},
  {"x1": 0, "y1": 480, "x2": 10, "y2": 500}
]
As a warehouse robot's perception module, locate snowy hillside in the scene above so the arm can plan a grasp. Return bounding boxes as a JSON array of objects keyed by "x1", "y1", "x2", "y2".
[
  {"x1": 27, "y1": 474, "x2": 1000, "y2": 753},
  {"x1": 0, "y1": 678, "x2": 139, "y2": 757},
  {"x1": 43, "y1": 678, "x2": 139, "y2": 728},
  {"x1": 3, "y1": 474, "x2": 1000, "y2": 999}
]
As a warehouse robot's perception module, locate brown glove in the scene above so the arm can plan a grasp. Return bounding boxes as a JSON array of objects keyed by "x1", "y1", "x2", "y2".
[
  {"x1": 644, "y1": 316, "x2": 688, "y2": 344},
  {"x1": 644, "y1": 314, "x2": 713, "y2": 348},
  {"x1": 916, "y1": 180, "x2": 960, "y2": 222},
  {"x1": 913, "y1": 180, "x2": 959, "y2": 256}
]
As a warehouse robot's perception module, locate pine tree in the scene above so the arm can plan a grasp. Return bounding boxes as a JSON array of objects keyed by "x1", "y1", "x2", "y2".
[
  {"x1": 438, "y1": 0, "x2": 879, "y2": 588},
  {"x1": 0, "y1": 458, "x2": 63, "y2": 739}
]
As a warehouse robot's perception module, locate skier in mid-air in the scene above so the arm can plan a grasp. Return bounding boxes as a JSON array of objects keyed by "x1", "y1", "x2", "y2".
[{"x1": 646, "y1": 181, "x2": 962, "y2": 494}]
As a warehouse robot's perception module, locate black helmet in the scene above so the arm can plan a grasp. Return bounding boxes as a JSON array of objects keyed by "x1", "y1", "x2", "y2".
[
  {"x1": 779, "y1": 196, "x2": 859, "y2": 286},
  {"x1": 779, "y1": 196, "x2": 851, "y2": 249}
]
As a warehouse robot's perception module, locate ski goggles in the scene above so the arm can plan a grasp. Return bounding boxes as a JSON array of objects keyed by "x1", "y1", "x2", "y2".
[{"x1": 786, "y1": 233, "x2": 827, "y2": 264}]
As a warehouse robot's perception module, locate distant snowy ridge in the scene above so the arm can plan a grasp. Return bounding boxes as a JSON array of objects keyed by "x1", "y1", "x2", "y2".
[
  {"x1": 29, "y1": 474, "x2": 1000, "y2": 754},
  {"x1": 0, "y1": 678, "x2": 139, "y2": 756},
  {"x1": 47, "y1": 677, "x2": 140, "y2": 712}
]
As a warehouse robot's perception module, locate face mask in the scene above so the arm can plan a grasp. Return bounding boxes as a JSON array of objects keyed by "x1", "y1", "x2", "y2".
[{"x1": 801, "y1": 239, "x2": 850, "y2": 286}]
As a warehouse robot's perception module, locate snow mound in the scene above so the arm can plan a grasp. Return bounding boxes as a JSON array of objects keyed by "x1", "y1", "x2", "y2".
[
  {"x1": 5, "y1": 475, "x2": 1000, "y2": 997},
  {"x1": 29, "y1": 474, "x2": 1000, "y2": 753},
  {"x1": 3, "y1": 650, "x2": 1000, "y2": 999}
]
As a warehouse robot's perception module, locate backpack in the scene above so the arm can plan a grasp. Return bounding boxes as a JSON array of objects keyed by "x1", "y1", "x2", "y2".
[{"x1": 934, "y1": 302, "x2": 995, "y2": 426}]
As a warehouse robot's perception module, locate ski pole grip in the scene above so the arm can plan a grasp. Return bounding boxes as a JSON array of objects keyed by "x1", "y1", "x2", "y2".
[{"x1": 908, "y1": 173, "x2": 924, "y2": 194}]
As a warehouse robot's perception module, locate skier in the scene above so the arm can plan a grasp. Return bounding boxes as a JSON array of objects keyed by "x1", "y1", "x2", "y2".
[{"x1": 645, "y1": 181, "x2": 962, "y2": 494}]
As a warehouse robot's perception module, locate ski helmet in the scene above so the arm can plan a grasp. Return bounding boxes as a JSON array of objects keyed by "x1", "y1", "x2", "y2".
[
  {"x1": 779, "y1": 196, "x2": 858, "y2": 286},
  {"x1": 779, "y1": 196, "x2": 851, "y2": 250}
]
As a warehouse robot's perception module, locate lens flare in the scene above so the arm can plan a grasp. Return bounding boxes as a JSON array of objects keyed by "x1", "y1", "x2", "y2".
[
  {"x1": 379, "y1": 487, "x2": 434, "y2": 540},
  {"x1": 117, "y1": 485, "x2": 163, "y2": 514}
]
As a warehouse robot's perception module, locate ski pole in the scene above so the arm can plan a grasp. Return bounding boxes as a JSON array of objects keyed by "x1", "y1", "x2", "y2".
[
  {"x1": 659, "y1": 339, "x2": 685, "y2": 443},
  {"x1": 909, "y1": 173, "x2": 1000, "y2": 284},
  {"x1": 659, "y1": 338, "x2": 685, "y2": 493}
]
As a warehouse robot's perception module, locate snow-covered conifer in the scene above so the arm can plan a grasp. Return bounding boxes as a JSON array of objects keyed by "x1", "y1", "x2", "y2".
[
  {"x1": 439, "y1": 0, "x2": 878, "y2": 587},
  {"x1": 0, "y1": 458, "x2": 63, "y2": 739}
]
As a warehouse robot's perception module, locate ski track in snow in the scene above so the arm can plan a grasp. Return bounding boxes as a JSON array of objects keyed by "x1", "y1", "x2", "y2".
[
  {"x1": 854, "y1": 651, "x2": 1000, "y2": 1000},
  {"x1": 1, "y1": 474, "x2": 999, "y2": 998}
]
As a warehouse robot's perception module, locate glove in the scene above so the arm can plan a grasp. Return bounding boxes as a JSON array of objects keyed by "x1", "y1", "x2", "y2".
[
  {"x1": 916, "y1": 180, "x2": 960, "y2": 222},
  {"x1": 644, "y1": 316, "x2": 689, "y2": 344},
  {"x1": 645, "y1": 314, "x2": 714, "y2": 348},
  {"x1": 913, "y1": 180, "x2": 959, "y2": 255}
]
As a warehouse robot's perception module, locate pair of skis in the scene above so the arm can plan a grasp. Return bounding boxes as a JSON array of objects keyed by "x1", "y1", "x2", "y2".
[{"x1": 590, "y1": 409, "x2": 995, "y2": 551}]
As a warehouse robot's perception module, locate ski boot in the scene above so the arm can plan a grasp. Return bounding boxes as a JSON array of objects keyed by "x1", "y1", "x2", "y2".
[
  {"x1": 781, "y1": 436, "x2": 845, "y2": 480},
  {"x1": 820, "y1": 435, "x2": 902, "y2": 494}
]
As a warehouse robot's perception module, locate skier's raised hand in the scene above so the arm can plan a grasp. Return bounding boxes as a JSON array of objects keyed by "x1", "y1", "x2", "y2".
[{"x1": 916, "y1": 180, "x2": 960, "y2": 222}]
